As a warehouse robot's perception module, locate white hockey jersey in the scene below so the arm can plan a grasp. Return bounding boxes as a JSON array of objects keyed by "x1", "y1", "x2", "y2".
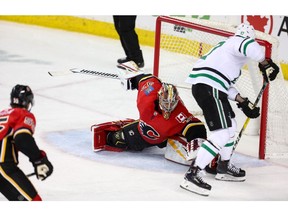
[{"x1": 185, "y1": 35, "x2": 265, "y2": 96}]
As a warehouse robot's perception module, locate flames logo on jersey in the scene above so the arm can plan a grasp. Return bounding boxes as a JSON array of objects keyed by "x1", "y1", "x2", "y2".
[{"x1": 139, "y1": 120, "x2": 160, "y2": 140}]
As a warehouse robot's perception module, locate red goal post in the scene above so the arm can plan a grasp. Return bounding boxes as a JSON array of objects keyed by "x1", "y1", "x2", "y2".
[{"x1": 153, "y1": 16, "x2": 283, "y2": 160}]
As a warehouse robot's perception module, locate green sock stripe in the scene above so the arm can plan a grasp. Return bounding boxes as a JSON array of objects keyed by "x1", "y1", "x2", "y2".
[
  {"x1": 202, "y1": 143, "x2": 217, "y2": 157},
  {"x1": 224, "y1": 141, "x2": 234, "y2": 147}
]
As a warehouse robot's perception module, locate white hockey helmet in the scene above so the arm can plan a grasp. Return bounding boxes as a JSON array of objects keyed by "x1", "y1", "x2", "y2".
[
  {"x1": 235, "y1": 23, "x2": 255, "y2": 39},
  {"x1": 158, "y1": 83, "x2": 179, "y2": 119}
]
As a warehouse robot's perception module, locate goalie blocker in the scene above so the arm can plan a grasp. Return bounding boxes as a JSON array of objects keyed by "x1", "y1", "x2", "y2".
[{"x1": 91, "y1": 119, "x2": 204, "y2": 166}]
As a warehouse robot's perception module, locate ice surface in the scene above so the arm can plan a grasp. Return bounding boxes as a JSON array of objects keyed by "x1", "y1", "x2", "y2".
[{"x1": 0, "y1": 20, "x2": 287, "y2": 214}]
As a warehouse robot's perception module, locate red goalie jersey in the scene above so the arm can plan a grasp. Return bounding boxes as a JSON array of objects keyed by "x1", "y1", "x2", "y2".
[
  {"x1": 136, "y1": 75, "x2": 203, "y2": 144},
  {"x1": 92, "y1": 74, "x2": 207, "y2": 153}
]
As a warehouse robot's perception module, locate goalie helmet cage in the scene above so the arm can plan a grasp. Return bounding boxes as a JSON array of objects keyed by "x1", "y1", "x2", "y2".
[{"x1": 153, "y1": 15, "x2": 288, "y2": 159}]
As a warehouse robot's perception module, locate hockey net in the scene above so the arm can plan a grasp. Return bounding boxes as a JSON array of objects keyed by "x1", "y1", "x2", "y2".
[{"x1": 153, "y1": 16, "x2": 288, "y2": 159}]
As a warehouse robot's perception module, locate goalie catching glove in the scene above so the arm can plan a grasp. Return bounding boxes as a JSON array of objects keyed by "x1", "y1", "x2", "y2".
[
  {"x1": 32, "y1": 150, "x2": 53, "y2": 181},
  {"x1": 117, "y1": 60, "x2": 144, "y2": 90},
  {"x1": 237, "y1": 98, "x2": 260, "y2": 118},
  {"x1": 258, "y1": 59, "x2": 279, "y2": 82}
]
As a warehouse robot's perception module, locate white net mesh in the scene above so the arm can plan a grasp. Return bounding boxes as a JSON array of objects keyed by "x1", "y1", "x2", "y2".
[{"x1": 154, "y1": 16, "x2": 288, "y2": 159}]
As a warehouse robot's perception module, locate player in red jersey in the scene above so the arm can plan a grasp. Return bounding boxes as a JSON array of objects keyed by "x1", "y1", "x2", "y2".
[
  {"x1": 0, "y1": 85, "x2": 53, "y2": 201},
  {"x1": 93, "y1": 61, "x2": 207, "y2": 159}
]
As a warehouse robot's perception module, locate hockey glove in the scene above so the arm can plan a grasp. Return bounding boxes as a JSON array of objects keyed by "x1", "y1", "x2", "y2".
[
  {"x1": 237, "y1": 98, "x2": 260, "y2": 118},
  {"x1": 258, "y1": 59, "x2": 279, "y2": 81},
  {"x1": 32, "y1": 150, "x2": 53, "y2": 181},
  {"x1": 117, "y1": 61, "x2": 144, "y2": 90}
]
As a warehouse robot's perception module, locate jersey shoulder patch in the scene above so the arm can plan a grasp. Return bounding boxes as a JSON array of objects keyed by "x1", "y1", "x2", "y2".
[{"x1": 11, "y1": 108, "x2": 36, "y2": 133}]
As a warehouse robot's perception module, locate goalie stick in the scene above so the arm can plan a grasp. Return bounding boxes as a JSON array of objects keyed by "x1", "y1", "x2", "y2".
[
  {"x1": 48, "y1": 63, "x2": 140, "y2": 79},
  {"x1": 48, "y1": 68, "x2": 119, "y2": 79},
  {"x1": 48, "y1": 67, "x2": 189, "y2": 90},
  {"x1": 231, "y1": 80, "x2": 269, "y2": 156}
]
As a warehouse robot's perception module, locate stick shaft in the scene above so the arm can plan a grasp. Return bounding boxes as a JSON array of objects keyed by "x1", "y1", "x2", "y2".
[
  {"x1": 26, "y1": 172, "x2": 35, "y2": 177},
  {"x1": 232, "y1": 80, "x2": 269, "y2": 154}
]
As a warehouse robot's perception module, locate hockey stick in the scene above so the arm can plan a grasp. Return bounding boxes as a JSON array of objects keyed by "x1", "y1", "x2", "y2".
[
  {"x1": 48, "y1": 68, "x2": 119, "y2": 79},
  {"x1": 26, "y1": 172, "x2": 36, "y2": 177},
  {"x1": 48, "y1": 67, "x2": 190, "y2": 90},
  {"x1": 231, "y1": 80, "x2": 269, "y2": 155}
]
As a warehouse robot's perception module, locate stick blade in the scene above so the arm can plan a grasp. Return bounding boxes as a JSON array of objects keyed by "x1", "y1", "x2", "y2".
[
  {"x1": 48, "y1": 68, "x2": 119, "y2": 79},
  {"x1": 48, "y1": 70, "x2": 73, "y2": 76}
]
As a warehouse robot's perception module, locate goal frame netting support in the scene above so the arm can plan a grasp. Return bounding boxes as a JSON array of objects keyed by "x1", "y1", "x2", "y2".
[{"x1": 153, "y1": 16, "x2": 272, "y2": 159}]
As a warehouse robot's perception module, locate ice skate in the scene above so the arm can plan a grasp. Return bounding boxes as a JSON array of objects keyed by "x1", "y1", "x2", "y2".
[
  {"x1": 180, "y1": 166, "x2": 212, "y2": 196},
  {"x1": 215, "y1": 160, "x2": 246, "y2": 182}
]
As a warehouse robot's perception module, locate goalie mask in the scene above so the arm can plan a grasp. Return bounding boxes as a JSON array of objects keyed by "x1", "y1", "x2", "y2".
[
  {"x1": 158, "y1": 83, "x2": 179, "y2": 119},
  {"x1": 10, "y1": 84, "x2": 34, "y2": 111},
  {"x1": 235, "y1": 23, "x2": 255, "y2": 39}
]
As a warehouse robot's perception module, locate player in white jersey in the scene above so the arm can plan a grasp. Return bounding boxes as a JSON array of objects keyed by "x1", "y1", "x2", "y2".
[{"x1": 181, "y1": 23, "x2": 280, "y2": 196}]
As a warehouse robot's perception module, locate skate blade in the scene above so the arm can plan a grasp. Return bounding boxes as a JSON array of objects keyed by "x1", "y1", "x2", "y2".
[
  {"x1": 180, "y1": 180, "x2": 210, "y2": 196},
  {"x1": 215, "y1": 173, "x2": 246, "y2": 182}
]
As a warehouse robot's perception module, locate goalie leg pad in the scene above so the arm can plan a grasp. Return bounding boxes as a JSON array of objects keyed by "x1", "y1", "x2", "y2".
[
  {"x1": 165, "y1": 137, "x2": 191, "y2": 166},
  {"x1": 165, "y1": 136, "x2": 204, "y2": 166},
  {"x1": 91, "y1": 119, "x2": 135, "y2": 152}
]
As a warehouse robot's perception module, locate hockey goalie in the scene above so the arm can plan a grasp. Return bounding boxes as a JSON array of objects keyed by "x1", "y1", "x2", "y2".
[
  {"x1": 91, "y1": 61, "x2": 208, "y2": 165},
  {"x1": 91, "y1": 119, "x2": 205, "y2": 165}
]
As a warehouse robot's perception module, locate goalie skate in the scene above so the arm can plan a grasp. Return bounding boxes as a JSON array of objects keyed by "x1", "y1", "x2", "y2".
[{"x1": 91, "y1": 119, "x2": 135, "y2": 152}]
